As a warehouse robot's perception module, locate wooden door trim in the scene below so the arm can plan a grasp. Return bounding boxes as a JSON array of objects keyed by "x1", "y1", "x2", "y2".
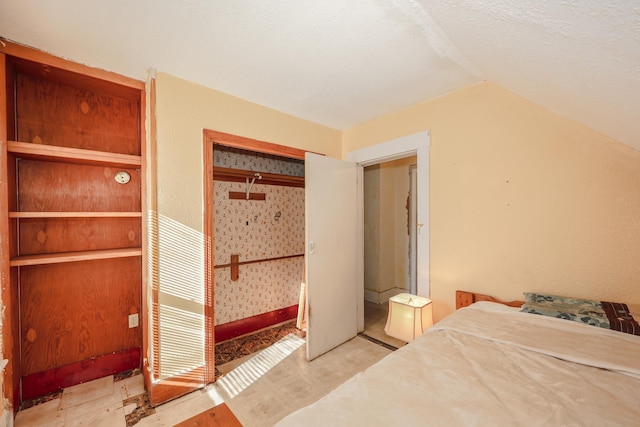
[
  {"x1": 0, "y1": 52, "x2": 21, "y2": 413},
  {"x1": 203, "y1": 130, "x2": 310, "y2": 160},
  {"x1": 141, "y1": 76, "x2": 153, "y2": 393},
  {"x1": 203, "y1": 134, "x2": 215, "y2": 384},
  {"x1": 149, "y1": 366, "x2": 207, "y2": 407}
]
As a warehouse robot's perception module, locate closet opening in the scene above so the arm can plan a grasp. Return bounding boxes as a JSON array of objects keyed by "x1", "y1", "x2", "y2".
[{"x1": 202, "y1": 130, "x2": 309, "y2": 383}]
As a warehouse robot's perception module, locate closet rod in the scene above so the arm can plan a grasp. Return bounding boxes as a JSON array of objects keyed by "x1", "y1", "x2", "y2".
[{"x1": 214, "y1": 253, "x2": 304, "y2": 269}]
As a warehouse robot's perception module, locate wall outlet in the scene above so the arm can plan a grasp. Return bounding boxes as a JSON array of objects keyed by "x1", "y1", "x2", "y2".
[{"x1": 128, "y1": 313, "x2": 139, "y2": 328}]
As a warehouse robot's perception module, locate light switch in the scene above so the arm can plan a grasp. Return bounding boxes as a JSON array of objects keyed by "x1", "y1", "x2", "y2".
[{"x1": 128, "y1": 313, "x2": 139, "y2": 328}]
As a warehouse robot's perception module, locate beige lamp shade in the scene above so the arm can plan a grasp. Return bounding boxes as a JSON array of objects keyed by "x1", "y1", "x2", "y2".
[{"x1": 384, "y1": 293, "x2": 433, "y2": 342}]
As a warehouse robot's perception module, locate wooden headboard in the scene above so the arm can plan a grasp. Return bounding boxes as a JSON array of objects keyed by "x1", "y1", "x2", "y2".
[{"x1": 456, "y1": 290, "x2": 524, "y2": 310}]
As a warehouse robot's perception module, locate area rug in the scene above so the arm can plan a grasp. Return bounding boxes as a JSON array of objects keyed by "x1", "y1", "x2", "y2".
[{"x1": 215, "y1": 320, "x2": 305, "y2": 367}]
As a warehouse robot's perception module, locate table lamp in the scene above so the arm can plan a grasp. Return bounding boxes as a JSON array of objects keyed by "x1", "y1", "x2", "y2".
[{"x1": 384, "y1": 293, "x2": 433, "y2": 342}]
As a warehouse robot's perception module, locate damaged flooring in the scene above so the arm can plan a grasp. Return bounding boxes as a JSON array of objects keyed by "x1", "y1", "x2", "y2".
[{"x1": 15, "y1": 305, "x2": 395, "y2": 426}]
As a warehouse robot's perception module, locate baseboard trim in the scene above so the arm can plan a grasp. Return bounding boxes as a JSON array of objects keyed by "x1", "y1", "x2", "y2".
[
  {"x1": 22, "y1": 347, "x2": 141, "y2": 401},
  {"x1": 365, "y1": 288, "x2": 408, "y2": 304},
  {"x1": 215, "y1": 305, "x2": 298, "y2": 343}
]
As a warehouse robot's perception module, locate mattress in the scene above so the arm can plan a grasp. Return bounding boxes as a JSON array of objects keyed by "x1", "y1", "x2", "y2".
[{"x1": 276, "y1": 301, "x2": 640, "y2": 426}]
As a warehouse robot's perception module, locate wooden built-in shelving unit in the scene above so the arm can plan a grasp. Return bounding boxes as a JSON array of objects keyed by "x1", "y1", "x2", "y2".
[{"x1": 1, "y1": 42, "x2": 145, "y2": 405}]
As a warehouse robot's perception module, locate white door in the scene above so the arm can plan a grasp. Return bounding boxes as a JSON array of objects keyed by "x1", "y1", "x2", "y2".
[{"x1": 305, "y1": 153, "x2": 359, "y2": 360}]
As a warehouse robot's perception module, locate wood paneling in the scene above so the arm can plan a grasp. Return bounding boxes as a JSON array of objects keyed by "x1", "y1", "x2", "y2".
[
  {"x1": 15, "y1": 73, "x2": 140, "y2": 154},
  {"x1": 18, "y1": 160, "x2": 140, "y2": 212},
  {"x1": 20, "y1": 258, "x2": 141, "y2": 375},
  {"x1": 19, "y1": 217, "x2": 141, "y2": 254}
]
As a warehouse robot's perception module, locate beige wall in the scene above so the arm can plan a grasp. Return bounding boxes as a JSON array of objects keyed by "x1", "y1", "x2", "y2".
[
  {"x1": 155, "y1": 72, "x2": 341, "y2": 232},
  {"x1": 152, "y1": 72, "x2": 640, "y2": 351},
  {"x1": 152, "y1": 73, "x2": 341, "y2": 376},
  {"x1": 344, "y1": 82, "x2": 640, "y2": 322}
]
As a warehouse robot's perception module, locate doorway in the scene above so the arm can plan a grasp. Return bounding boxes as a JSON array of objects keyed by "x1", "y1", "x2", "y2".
[
  {"x1": 361, "y1": 157, "x2": 417, "y2": 348},
  {"x1": 211, "y1": 143, "x2": 306, "y2": 372},
  {"x1": 347, "y1": 131, "x2": 431, "y2": 335},
  {"x1": 202, "y1": 129, "x2": 308, "y2": 373},
  {"x1": 197, "y1": 129, "x2": 430, "y2": 383}
]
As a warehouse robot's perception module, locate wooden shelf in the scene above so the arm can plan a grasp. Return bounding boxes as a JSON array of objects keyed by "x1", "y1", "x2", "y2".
[
  {"x1": 9, "y1": 212, "x2": 142, "y2": 219},
  {"x1": 10, "y1": 247, "x2": 142, "y2": 267},
  {"x1": 213, "y1": 166, "x2": 304, "y2": 188},
  {"x1": 7, "y1": 141, "x2": 141, "y2": 168}
]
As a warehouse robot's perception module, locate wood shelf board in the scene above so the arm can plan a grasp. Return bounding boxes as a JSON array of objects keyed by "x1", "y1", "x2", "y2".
[
  {"x1": 9, "y1": 211, "x2": 142, "y2": 218},
  {"x1": 8, "y1": 140, "x2": 141, "y2": 168},
  {"x1": 213, "y1": 166, "x2": 304, "y2": 188},
  {"x1": 10, "y1": 248, "x2": 142, "y2": 267}
]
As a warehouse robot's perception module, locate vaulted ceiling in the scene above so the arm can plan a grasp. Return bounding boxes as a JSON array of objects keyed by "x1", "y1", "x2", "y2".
[{"x1": 1, "y1": 1, "x2": 639, "y2": 149}]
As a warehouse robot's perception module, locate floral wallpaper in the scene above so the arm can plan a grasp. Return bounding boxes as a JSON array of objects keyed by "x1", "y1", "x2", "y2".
[
  {"x1": 214, "y1": 180, "x2": 305, "y2": 325},
  {"x1": 214, "y1": 144, "x2": 305, "y2": 177}
]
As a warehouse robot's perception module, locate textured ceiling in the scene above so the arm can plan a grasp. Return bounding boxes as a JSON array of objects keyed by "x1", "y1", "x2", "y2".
[{"x1": 1, "y1": 1, "x2": 639, "y2": 149}]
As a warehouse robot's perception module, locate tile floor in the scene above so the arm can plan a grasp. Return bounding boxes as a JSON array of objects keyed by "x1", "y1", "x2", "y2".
[
  {"x1": 15, "y1": 303, "x2": 398, "y2": 427},
  {"x1": 362, "y1": 300, "x2": 407, "y2": 349}
]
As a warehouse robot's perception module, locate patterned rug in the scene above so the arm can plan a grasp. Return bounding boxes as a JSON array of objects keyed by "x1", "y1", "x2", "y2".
[{"x1": 215, "y1": 321, "x2": 305, "y2": 366}]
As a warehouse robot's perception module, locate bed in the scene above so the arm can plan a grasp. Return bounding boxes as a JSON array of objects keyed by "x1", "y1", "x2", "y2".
[{"x1": 276, "y1": 290, "x2": 640, "y2": 426}]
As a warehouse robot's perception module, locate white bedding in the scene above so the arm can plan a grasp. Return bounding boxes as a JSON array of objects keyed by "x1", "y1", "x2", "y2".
[{"x1": 276, "y1": 302, "x2": 640, "y2": 426}]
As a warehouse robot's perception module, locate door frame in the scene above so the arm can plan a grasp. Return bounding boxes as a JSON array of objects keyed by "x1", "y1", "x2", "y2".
[
  {"x1": 347, "y1": 131, "x2": 430, "y2": 332},
  {"x1": 198, "y1": 129, "x2": 429, "y2": 380},
  {"x1": 409, "y1": 164, "x2": 418, "y2": 295},
  {"x1": 201, "y1": 130, "x2": 308, "y2": 378}
]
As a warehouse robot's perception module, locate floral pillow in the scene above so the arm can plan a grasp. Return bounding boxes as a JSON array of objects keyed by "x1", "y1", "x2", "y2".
[{"x1": 520, "y1": 292, "x2": 639, "y2": 335}]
